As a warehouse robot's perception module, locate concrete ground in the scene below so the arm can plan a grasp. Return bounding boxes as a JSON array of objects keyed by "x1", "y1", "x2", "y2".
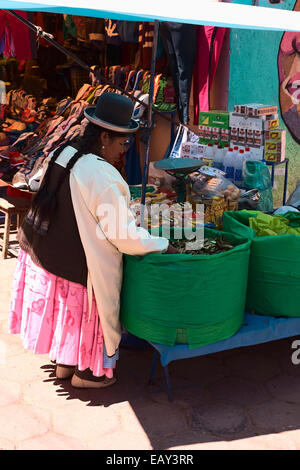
[{"x1": 1, "y1": 255, "x2": 300, "y2": 450}]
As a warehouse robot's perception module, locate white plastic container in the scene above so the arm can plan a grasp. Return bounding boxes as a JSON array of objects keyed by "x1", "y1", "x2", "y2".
[
  {"x1": 233, "y1": 146, "x2": 239, "y2": 159},
  {"x1": 204, "y1": 143, "x2": 214, "y2": 158},
  {"x1": 234, "y1": 149, "x2": 246, "y2": 187},
  {"x1": 213, "y1": 145, "x2": 224, "y2": 170},
  {"x1": 223, "y1": 148, "x2": 235, "y2": 181},
  {"x1": 244, "y1": 147, "x2": 252, "y2": 161}
]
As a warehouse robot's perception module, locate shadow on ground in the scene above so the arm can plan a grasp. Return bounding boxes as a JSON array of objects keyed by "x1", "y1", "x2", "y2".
[{"x1": 40, "y1": 335, "x2": 300, "y2": 449}]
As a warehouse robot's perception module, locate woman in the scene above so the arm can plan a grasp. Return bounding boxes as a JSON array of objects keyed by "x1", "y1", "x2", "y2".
[{"x1": 9, "y1": 92, "x2": 173, "y2": 389}]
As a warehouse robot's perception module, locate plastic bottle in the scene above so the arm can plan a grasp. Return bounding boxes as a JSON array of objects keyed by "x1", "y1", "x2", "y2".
[
  {"x1": 204, "y1": 143, "x2": 214, "y2": 158},
  {"x1": 233, "y1": 146, "x2": 239, "y2": 159},
  {"x1": 222, "y1": 144, "x2": 229, "y2": 165},
  {"x1": 234, "y1": 149, "x2": 246, "y2": 187},
  {"x1": 212, "y1": 142, "x2": 219, "y2": 159},
  {"x1": 244, "y1": 147, "x2": 252, "y2": 161},
  {"x1": 223, "y1": 148, "x2": 235, "y2": 181},
  {"x1": 213, "y1": 145, "x2": 224, "y2": 170}
]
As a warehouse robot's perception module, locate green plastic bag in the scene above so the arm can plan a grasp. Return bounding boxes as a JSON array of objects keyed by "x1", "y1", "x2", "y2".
[
  {"x1": 120, "y1": 228, "x2": 251, "y2": 348},
  {"x1": 243, "y1": 161, "x2": 273, "y2": 212},
  {"x1": 223, "y1": 210, "x2": 300, "y2": 317}
]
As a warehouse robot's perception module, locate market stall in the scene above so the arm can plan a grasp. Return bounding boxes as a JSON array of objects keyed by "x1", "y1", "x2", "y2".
[{"x1": 0, "y1": 0, "x2": 300, "y2": 400}]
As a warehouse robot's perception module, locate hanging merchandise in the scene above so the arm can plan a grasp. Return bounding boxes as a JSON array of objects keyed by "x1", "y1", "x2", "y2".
[
  {"x1": 0, "y1": 81, "x2": 142, "y2": 190},
  {"x1": 105, "y1": 18, "x2": 122, "y2": 66},
  {"x1": 159, "y1": 22, "x2": 196, "y2": 124},
  {"x1": 63, "y1": 15, "x2": 77, "y2": 41},
  {"x1": 138, "y1": 22, "x2": 155, "y2": 70},
  {"x1": 0, "y1": 11, "x2": 36, "y2": 60},
  {"x1": 168, "y1": 124, "x2": 188, "y2": 159},
  {"x1": 124, "y1": 134, "x2": 142, "y2": 185},
  {"x1": 193, "y1": 26, "x2": 226, "y2": 124}
]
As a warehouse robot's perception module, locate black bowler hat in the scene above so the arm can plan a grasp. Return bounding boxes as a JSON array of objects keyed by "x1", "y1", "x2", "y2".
[{"x1": 84, "y1": 92, "x2": 139, "y2": 133}]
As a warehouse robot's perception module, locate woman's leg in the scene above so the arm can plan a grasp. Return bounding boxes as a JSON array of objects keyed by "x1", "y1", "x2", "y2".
[{"x1": 56, "y1": 363, "x2": 76, "y2": 379}]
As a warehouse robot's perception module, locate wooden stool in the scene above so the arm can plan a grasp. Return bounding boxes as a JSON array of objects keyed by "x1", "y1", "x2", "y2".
[{"x1": 0, "y1": 196, "x2": 31, "y2": 259}]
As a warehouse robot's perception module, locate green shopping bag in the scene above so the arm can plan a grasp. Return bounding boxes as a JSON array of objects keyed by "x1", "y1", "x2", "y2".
[
  {"x1": 223, "y1": 210, "x2": 300, "y2": 317},
  {"x1": 120, "y1": 228, "x2": 251, "y2": 348}
]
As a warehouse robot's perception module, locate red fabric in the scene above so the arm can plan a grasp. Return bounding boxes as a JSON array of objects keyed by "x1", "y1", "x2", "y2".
[
  {"x1": 193, "y1": 26, "x2": 226, "y2": 124},
  {"x1": 0, "y1": 11, "x2": 36, "y2": 60},
  {"x1": 7, "y1": 186, "x2": 33, "y2": 200}
]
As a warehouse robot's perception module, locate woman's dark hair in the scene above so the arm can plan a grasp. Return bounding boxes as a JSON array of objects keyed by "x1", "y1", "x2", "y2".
[{"x1": 26, "y1": 121, "x2": 125, "y2": 235}]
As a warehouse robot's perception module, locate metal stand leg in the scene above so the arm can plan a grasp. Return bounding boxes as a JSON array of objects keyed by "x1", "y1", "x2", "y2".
[
  {"x1": 283, "y1": 159, "x2": 289, "y2": 206},
  {"x1": 270, "y1": 163, "x2": 275, "y2": 187},
  {"x1": 149, "y1": 349, "x2": 159, "y2": 384},
  {"x1": 164, "y1": 365, "x2": 173, "y2": 402},
  {"x1": 149, "y1": 349, "x2": 173, "y2": 401}
]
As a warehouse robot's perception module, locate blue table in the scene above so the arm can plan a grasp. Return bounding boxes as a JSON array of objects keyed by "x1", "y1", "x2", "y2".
[{"x1": 148, "y1": 312, "x2": 300, "y2": 401}]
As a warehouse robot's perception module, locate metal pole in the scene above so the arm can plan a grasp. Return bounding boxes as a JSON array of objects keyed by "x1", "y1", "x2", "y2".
[{"x1": 140, "y1": 19, "x2": 159, "y2": 227}]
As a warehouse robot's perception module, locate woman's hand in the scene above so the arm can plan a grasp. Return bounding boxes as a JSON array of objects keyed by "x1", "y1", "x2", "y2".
[{"x1": 164, "y1": 243, "x2": 178, "y2": 254}]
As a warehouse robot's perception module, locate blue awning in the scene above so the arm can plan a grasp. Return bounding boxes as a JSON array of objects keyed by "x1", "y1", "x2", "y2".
[{"x1": 0, "y1": 0, "x2": 300, "y2": 32}]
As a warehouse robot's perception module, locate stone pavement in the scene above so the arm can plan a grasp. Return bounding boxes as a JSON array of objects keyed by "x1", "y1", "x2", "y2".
[{"x1": 1, "y1": 256, "x2": 300, "y2": 450}]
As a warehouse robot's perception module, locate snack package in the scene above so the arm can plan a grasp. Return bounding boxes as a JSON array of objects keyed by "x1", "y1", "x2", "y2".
[{"x1": 190, "y1": 173, "x2": 240, "y2": 202}]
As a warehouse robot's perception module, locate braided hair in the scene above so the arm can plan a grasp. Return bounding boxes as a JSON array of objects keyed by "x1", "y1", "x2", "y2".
[{"x1": 26, "y1": 121, "x2": 125, "y2": 235}]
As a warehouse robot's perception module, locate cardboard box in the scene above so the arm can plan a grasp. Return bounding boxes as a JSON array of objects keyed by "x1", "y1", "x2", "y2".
[
  {"x1": 199, "y1": 125, "x2": 206, "y2": 139},
  {"x1": 180, "y1": 142, "x2": 205, "y2": 159},
  {"x1": 199, "y1": 110, "x2": 229, "y2": 129},
  {"x1": 264, "y1": 151, "x2": 285, "y2": 162},
  {"x1": 246, "y1": 129, "x2": 254, "y2": 145},
  {"x1": 265, "y1": 129, "x2": 286, "y2": 142},
  {"x1": 233, "y1": 104, "x2": 278, "y2": 117},
  {"x1": 234, "y1": 104, "x2": 247, "y2": 115},
  {"x1": 265, "y1": 141, "x2": 283, "y2": 152},
  {"x1": 246, "y1": 104, "x2": 278, "y2": 117},
  {"x1": 263, "y1": 117, "x2": 279, "y2": 131},
  {"x1": 238, "y1": 128, "x2": 246, "y2": 144},
  {"x1": 220, "y1": 128, "x2": 230, "y2": 142},
  {"x1": 264, "y1": 129, "x2": 286, "y2": 162},
  {"x1": 204, "y1": 126, "x2": 212, "y2": 140},
  {"x1": 229, "y1": 113, "x2": 264, "y2": 131},
  {"x1": 253, "y1": 130, "x2": 264, "y2": 147},
  {"x1": 211, "y1": 127, "x2": 221, "y2": 141}
]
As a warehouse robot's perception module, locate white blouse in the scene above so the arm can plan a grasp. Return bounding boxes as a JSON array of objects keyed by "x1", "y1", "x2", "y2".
[{"x1": 43, "y1": 146, "x2": 168, "y2": 357}]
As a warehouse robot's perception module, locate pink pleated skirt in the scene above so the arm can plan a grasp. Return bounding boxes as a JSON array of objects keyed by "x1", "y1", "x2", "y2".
[{"x1": 8, "y1": 249, "x2": 118, "y2": 378}]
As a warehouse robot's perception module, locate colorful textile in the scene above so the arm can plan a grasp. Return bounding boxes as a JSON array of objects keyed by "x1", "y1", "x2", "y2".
[
  {"x1": 0, "y1": 11, "x2": 36, "y2": 60},
  {"x1": 9, "y1": 249, "x2": 117, "y2": 376},
  {"x1": 160, "y1": 22, "x2": 196, "y2": 124},
  {"x1": 193, "y1": 26, "x2": 226, "y2": 124}
]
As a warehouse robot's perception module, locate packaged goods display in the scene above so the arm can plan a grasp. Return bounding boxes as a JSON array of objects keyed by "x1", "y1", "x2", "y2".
[
  {"x1": 198, "y1": 110, "x2": 230, "y2": 129},
  {"x1": 234, "y1": 104, "x2": 278, "y2": 117},
  {"x1": 264, "y1": 129, "x2": 286, "y2": 162},
  {"x1": 198, "y1": 106, "x2": 280, "y2": 164},
  {"x1": 198, "y1": 110, "x2": 230, "y2": 147},
  {"x1": 180, "y1": 141, "x2": 205, "y2": 160}
]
